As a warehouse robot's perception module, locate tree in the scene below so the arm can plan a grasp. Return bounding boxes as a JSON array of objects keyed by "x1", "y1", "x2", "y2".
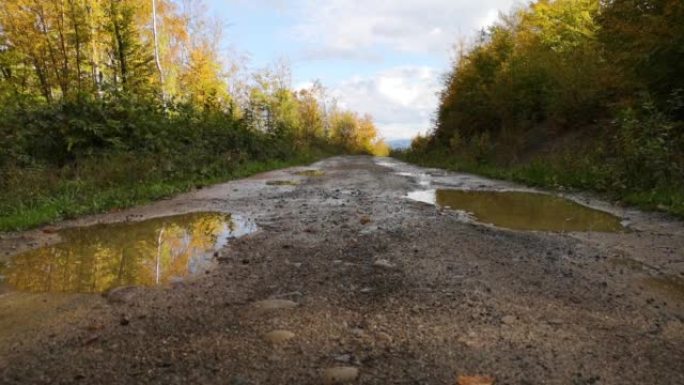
[
  {"x1": 151, "y1": 0, "x2": 164, "y2": 100},
  {"x1": 296, "y1": 88, "x2": 324, "y2": 142},
  {"x1": 599, "y1": 0, "x2": 684, "y2": 113}
]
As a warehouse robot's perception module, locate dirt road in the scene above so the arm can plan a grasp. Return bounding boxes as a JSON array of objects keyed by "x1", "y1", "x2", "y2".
[{"x1": 1, "y1": 156, "x2": 683, "y2": 384}]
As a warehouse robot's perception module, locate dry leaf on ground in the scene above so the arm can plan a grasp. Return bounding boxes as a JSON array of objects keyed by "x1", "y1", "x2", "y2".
[{"x1": 457, "y1": 375, "x2": 495, "y2": 385}]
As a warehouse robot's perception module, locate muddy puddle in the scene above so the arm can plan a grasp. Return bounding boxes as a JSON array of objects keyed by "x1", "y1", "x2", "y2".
[
  {"x1": 643, "y1": 275, "x2": 684, "y2": 302},
  {"x1": 409, "y1": 189, "x2": 624, "y2": 232},
  {"x1": 0, "y1": 212, "x2": 255, "y2": 293},
  {"x1": 267, "y1": 180, "x2": 299, "y2": 186},
  {"x1": 294, "y1": 169, "x2": 325, "y2": 177}
]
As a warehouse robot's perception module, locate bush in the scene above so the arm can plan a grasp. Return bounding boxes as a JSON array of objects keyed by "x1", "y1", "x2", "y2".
[{"x1": 607, "y1": 100, "x2": 684, "y2": 191}]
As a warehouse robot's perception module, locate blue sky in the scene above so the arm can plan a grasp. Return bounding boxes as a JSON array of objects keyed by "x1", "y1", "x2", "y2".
[{"x1": 205, "y1": 0, "x2": 520, "y2": 140}]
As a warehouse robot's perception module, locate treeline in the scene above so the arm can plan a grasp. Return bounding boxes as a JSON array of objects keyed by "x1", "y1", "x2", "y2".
[
  {"x1": 403, "y1": 0, "x2": 683, "y2": 215},
  {"x1": 0, "y1": 0, "x2": 387, "y2": 230}
]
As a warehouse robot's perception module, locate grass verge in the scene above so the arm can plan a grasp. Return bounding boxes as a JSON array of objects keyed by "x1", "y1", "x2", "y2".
[{"x1": 0, "y1": 151, "x2": 332, "y2": 232}]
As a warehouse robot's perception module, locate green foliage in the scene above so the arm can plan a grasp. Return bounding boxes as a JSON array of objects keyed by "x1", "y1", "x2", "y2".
[
  {"x1": 0, "y1": 84, "x2": 356, "y2": 231},
  {"x1": 599, "y1": 0, "x2": 684, "y2": 114},
  {"x1": 0, "y1": 152, "x2": 330, "y2": 231},
  {"x1": 608, "y1": 100, "x2": 683, "y2": 190}
]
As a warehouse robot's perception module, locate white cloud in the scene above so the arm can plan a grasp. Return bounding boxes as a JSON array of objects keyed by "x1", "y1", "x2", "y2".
[
  {"x1": 233, "y1": 0, "x2": 520, "y2": 58},
  {"x1": 224, "y1": 0, "x2": 523, "y2": 139},
  {"x1": 291, "y1": 0, "x2": 520, "y2": 58},
  {"x1": 330, "y1": 66, "x2": 441, "y2": 140}
]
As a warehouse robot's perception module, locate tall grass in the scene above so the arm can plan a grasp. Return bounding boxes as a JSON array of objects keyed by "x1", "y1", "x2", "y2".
[{"x1": 0, "y1": 149, "x2": 333, "y2": 232}]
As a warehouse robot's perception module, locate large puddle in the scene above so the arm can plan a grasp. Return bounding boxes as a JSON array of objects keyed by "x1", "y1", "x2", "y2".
[
  {"x1": 408, "y1": 189, "x2": 623, "y2": 232},
  {"x1": 0, "y1": 212, "x2": 255, "y2": 293}
]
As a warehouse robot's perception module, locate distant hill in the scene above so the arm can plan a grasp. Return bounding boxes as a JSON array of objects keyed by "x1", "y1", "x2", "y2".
[{"x1": 386, "y1": 139, "x2": 411, "y2": 150}]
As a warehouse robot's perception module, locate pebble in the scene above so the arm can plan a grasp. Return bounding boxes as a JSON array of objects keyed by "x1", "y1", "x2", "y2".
[
  {"x1": 334, "y1": 353, "x2": 353, "y2": 363},
  {"x1": 323, "y1": 367, "x2": 359, "y2": 384},
  {"x1": 501, "y1": 315, "x2": 516, "y2": 325},
  {"x1": 372, "y1": 259, "x2": 396, "y2": 269},
  {"x1": 229, "y1": 375, "x2": 250, "y2": 385},
  {"x1": 263, "y1": 330, "x2": 295, "y2": 344},
  {"x1": 252, "y1": 299, "x2": 298, "y2": 310},
  {"x1": 376, "y1": 331, "x2": 393, "y2": 343}
]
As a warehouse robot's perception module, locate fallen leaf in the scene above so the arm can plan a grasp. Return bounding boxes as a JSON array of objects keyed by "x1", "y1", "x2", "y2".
[
  {"x1": 360, "y1": 216, "x2": 371, "y2": 224},
  {"x1": 82, "y1": 334, "x2": 100, "y2": 346},
  {"x1": 457, "y1": 375, "x2": 495, "y2": 385},
  {"x1": 42, "y1": 226, "x2": 59, "y2": 234},
  {"x1": 84, "y1": 322, "x2": 105, "y2": 332}
]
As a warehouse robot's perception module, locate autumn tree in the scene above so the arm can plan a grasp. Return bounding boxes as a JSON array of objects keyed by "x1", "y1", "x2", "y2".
[
  {"x1": 599, "y1": 0, "x2": 684, "y2": 114},
  {"x1": 296, "y1": 88, "x2": 324, "y2": 141}
]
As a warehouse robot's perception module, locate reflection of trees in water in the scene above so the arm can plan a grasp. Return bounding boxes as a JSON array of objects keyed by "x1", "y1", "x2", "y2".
[{"x1": 1, "y1": 213, "x2": 232, "y2": 293}]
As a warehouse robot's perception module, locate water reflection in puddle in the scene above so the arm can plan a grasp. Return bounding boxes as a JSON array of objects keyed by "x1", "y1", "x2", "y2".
[
  {"x1": 408, "y1": 189, "x2": 623, "y2": 232},
  {"x1": 407, "y1": 189, "x2": 438, "y2": 205},
  {"x1": 294, "y1": 170, "x2": 325, "y2": 177},
  {"x1": 0, "y1": 212, "x2": 256, "y2": 293}
]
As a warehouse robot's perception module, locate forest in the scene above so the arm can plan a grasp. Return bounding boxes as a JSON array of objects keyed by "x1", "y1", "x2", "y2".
[
  {"x1": 397, "y1": 0, "x2": 684, "y2": 217},
  {"x1": 0, "y1": 0, "x2": 388, "y2": 231}
]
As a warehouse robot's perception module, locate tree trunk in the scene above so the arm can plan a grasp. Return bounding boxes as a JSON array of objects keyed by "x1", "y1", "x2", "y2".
[
  {"x1": 68, "y1": 0, "x2": 83, "y2": 94},
  {"x1": 86, "y1": 0, "x2": 101, "y2": 94},
  {"x1": 110, "y1": 0, "x2": 127, "y2": 89},
  {"x1": 152, "y1": 0, "x2": 165, "y2": 100}
]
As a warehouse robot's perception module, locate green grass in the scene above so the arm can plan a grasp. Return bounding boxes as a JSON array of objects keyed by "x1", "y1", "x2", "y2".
[
  {"x1": 393, "y1": 150, "x2": 684, "y2": 219},
  {"x1": 0, "y1": 151, "x2": 332, "y2": 232}
]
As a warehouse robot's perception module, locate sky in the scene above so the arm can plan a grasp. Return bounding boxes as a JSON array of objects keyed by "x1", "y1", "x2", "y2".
[{"x1": 205, "y1": 0, "x2": 520, "y2": 140}]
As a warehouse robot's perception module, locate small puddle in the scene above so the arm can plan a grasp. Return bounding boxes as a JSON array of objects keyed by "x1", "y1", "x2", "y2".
[
  {"x1": 396, "y1": 172, "x2": 414, "y2": 177},
  {"x1": 0, "y1": 212, "x2": 255, "y2": 293},
  {"x1": 408, "y1": 189, "x2": 623, "y2": 232},
  {"x1": 609, "y1": 257, "x2": 656, "y2": 272},
  {"x1": 643, "y1": 276, "x2": 684, "y2": 302},
  {"x1": 375, "y1": 159, "x2": 395, "y2": 168},
  {"x1": 266, "y1": 180, "x2": 299, "y2": 186},
  {"x1": 294, "y1": 170, "x2": 325, "y2": 177}
]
